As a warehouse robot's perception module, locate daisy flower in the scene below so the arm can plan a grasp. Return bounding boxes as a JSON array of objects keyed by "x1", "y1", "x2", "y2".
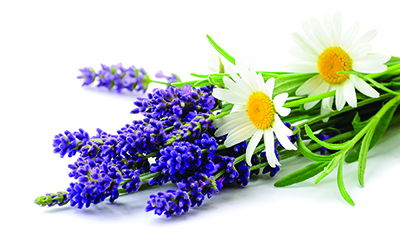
[
  {"x1": 212, "y1": 60, "x2": 297, "y2": 167},
  {"x1": 287, "y1": 12, "x2": 390, "y2": 115}
]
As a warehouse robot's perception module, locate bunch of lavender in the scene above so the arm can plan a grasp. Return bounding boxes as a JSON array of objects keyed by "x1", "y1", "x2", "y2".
[{"x1": 36, "y1": 78, "x2": 299, "y2": 217}]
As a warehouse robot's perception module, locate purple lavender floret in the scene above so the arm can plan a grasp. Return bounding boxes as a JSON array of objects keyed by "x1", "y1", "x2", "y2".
[
  {"x1": 155, "y1": 70, "x2": 181, "y2": 84},
  {"x1": 149, "y1": 142, "x2": 202, "y2": 185},
  {"x1": 145, "y1": 189, "x2": 191, "y2": 218},
  {"x1": 53, "y1": 129, "x2": 90, "y2": 158},
  {"x1": 78, "y1": 67, "x2": 97, "y2": 86},
  {"x1": 67, "y1": 161, "x2": 123, "y2": 209},
  {"x1": 121, "y1": 170, "x2": 141, "y2": 194},
  {"x1": 146, "y1": 173, "x2": 221, "y2": 217},
  {"x1": 78, "y1": 63, "x2": 150, "y2": 93}
]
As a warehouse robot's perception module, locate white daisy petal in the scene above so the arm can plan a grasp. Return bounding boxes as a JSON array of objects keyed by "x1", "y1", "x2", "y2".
[
  {"x1": 265, "y1": 77, "x2": 275, "y2": 98},
  {"x1": 323, "y1": 13, "x2": 335, "y2": 46},
  {"x1": 341, "y1": 22, "x2": 359, "y2": 51},
  {"x1": 226, "y1": 64, "x2": 248, "y2": 87},
  {"x1": 231, "y1": 104, "x2": 247, "y2": 113},
  {"x1": 215, "y1": 118, "x2": 250, "y2": 137},
  {"x1": 296, "y1": 75, "x2": 323, "y2": 96},
  {"x1": 224, "y1": 124, "x2": 257, "y2": 147},
  {"x1": 302, "y1": 21, "x2": 325, "y2": 52},
  {"x1": 352, "y1": 62, "x2": 388, "y2": 73},
  {"x1": 353, "y1": 29, "x2": 377, "y2": 47},
  {"x1": 310, "y1": 18, "x2": 331, "y2": 48},
  {"x1": 276, "y1": 107, "x2": 291, "y2": 117},
  {"x1": 321, "y1": 96, "x2": 334, "y2": 122},
  {"x1": 284, "y1": 62, "x2": 319, "y2": 73},
  {"x1": 335, "y1": 85, "x2": 346, "y2": 111},
  {"x1": 273, "y1": 93, "x2": 289, "y2": 109},
  {"x1": 214, "y1": 111, "x2": 248, "y2": 128},
  {"x1": 246, "y1": 130, "x2": 263, "y2": 166},
  {"x1": 343, "y1": 80, "x2": 357, "y2": 107},
  {"x1": 212, "y1": 88, "x2": 247, "y2": 104},
  {"x1": 303, "y1": 80, "x2": 330, "y2": 110},
  {"x1": 273, "y1": 114, "x2": 293, "y2": 137},
  {"x1": 273, "y1": 116, "x2": 297, "y2": 151},
  {"x1": 288, "y1": 46, "x2": 318, "y2": 63},
  {"x1": 350, "y1": 75, "x2": 379, "y2": 98},
  {"x1": 349, "y1": 43, "x2": 372, "y2": 60},
  {"x1": 291, "y1": 32, "x2": 320, "y2": 56},
  {"x1": 222, "y1": 76, "x2": 252, "y2": 98},
  {"x1": 357, "y1": 54, "x2": 391, "y2": 65},
  {"x1": 264, "y1": 129, "x2": 277, "y2": 168},
  {"x1": 332, "y1": 12, "x2": 342, "y2": 45}
]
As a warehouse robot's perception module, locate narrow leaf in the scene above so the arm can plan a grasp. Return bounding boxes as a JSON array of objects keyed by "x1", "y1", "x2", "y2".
[
  {"x1": 346, "y1": 103, "x2": 399, "y2": 164},
  {"x1": 193, "y1": 79, "x2": 211, "y2": 87},
  {"x1": 358, "y1": 125, "x2": 376, "y2": 187},
  {"x1": 206, "y1": 35, "x2": 235, "y2": 65},
  {"x1": 297, "y1": 134, "x2": 340, "y2": 162},
  {"x1": 314, "y1": 154, "x2": 343, "y2": 184},
  {"x1": 337, "y1": 157, "x2": 355, "y2": 206},
  {"x1": 274, "y1": 162, "x2": 326, "y2": 187},
  {"x1": 305, "y1": 125, "x2": 350, "y2": 150}
]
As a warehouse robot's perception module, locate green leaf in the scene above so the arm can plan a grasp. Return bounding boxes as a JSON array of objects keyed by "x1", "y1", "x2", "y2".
[
  {"x1": 297, "y1": 134, "x2": 340, "y2": 162},
  {"x1": 337, "y1": 157, "x2": 355, "y2": 206},
  {"x1": 385, "y1": 56, "x2": 400, "y2": 67},
  {"x1": 369, "y1": 103, "x2": 400, "y2": 148},
  {"x1": 344, "y1": 142, "x2": 361, "y2": 163},
  {"x1": 273, "y1": 73, "x2": 317, "y2": 97},
  {"x1": 193, "y1": 79, "x2": 211, "y2": 87},
  {"x1": 206, "y1": 35, "x2": 235, "y2": 65},
  {"x1": 274, "y1": 162, "x2": 326, "y2": 187},
  {"x1": 305, "y1": 125, "x2": 349, "y2": 150},
  {"x1": 351, "y1": 112, "x2": 370, "y2": 133},
  {"x1": 358, "y1": 124, "x2": 376, "y2": 187},
  {"x1": 314, "y1": 154, "x2": 343, "y2": 184},
  {"x1": 346, "y1": 103, "x2": 399, "y2": 164},
  {"x1": 208, "y1": 74, "x2": 225, "y2": 87},
  {"x1": 221, "y1": 103, "x2": 234, "y2": 112},
  {"x1": 171, "y1": 80, "x2": 200, "y2": 88}
]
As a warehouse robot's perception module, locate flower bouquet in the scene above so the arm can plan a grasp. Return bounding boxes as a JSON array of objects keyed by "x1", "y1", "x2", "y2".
[{"x1": 35, "y1": 13, "x2": 400, "y2": 217}]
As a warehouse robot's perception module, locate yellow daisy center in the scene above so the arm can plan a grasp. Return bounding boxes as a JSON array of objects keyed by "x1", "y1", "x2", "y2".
[
  {"x1": 247, "y1": 92, "x2": 275, "y2": 130},
  {"x1": 318, "y1": 47, "x2": 353, "y2": 84}
]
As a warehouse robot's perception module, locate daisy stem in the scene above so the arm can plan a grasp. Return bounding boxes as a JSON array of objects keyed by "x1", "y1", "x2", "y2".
[{"x1": 283, "y1": 90, "x2": 336, "y2": 108}]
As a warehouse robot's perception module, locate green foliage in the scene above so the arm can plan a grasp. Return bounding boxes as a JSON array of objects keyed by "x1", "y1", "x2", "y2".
[
  {"x1": 273, "y1": 73, "x2": 317, "y2": 97},
  {"x1": 274, "y1": 162, "x2": 326, "y2": 187}
]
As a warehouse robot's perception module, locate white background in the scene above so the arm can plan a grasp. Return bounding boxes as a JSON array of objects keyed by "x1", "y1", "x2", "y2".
[{"x1": 1, "y1": 1, "x2": 399, "y2": 251}]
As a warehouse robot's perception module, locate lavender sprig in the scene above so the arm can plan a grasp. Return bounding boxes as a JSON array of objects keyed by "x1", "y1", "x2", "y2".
[{"x1": 78, "y1": 63, "x2": 151, "y2": 93}]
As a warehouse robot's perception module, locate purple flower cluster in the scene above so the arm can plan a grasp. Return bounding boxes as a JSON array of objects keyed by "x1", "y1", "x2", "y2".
[
  {"x1": 39, "y1": 79, "x2": 301, "y2": 217},
  {"x1": 66, "y1": 157, "x2": 123, "y2": 209},
  {"x1": 78, "y1": 63, "x2": 150, "y2": 93},
  {"x1": 146, "y1": 173, "x2": 221, "y2": 217}
]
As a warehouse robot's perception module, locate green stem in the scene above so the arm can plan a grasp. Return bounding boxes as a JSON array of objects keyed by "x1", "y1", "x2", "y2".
[
  {"x1": 296, "y1": 93, "x2": 394, "y2": 128},
  {"x1": 283, "y1": 90, "x2": 336, "y2": 108}
]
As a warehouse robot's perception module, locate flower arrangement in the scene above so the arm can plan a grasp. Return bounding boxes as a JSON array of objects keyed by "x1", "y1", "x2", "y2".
[{"x1": 35, "y1": 13, "x2": 400, "y2": 217}]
